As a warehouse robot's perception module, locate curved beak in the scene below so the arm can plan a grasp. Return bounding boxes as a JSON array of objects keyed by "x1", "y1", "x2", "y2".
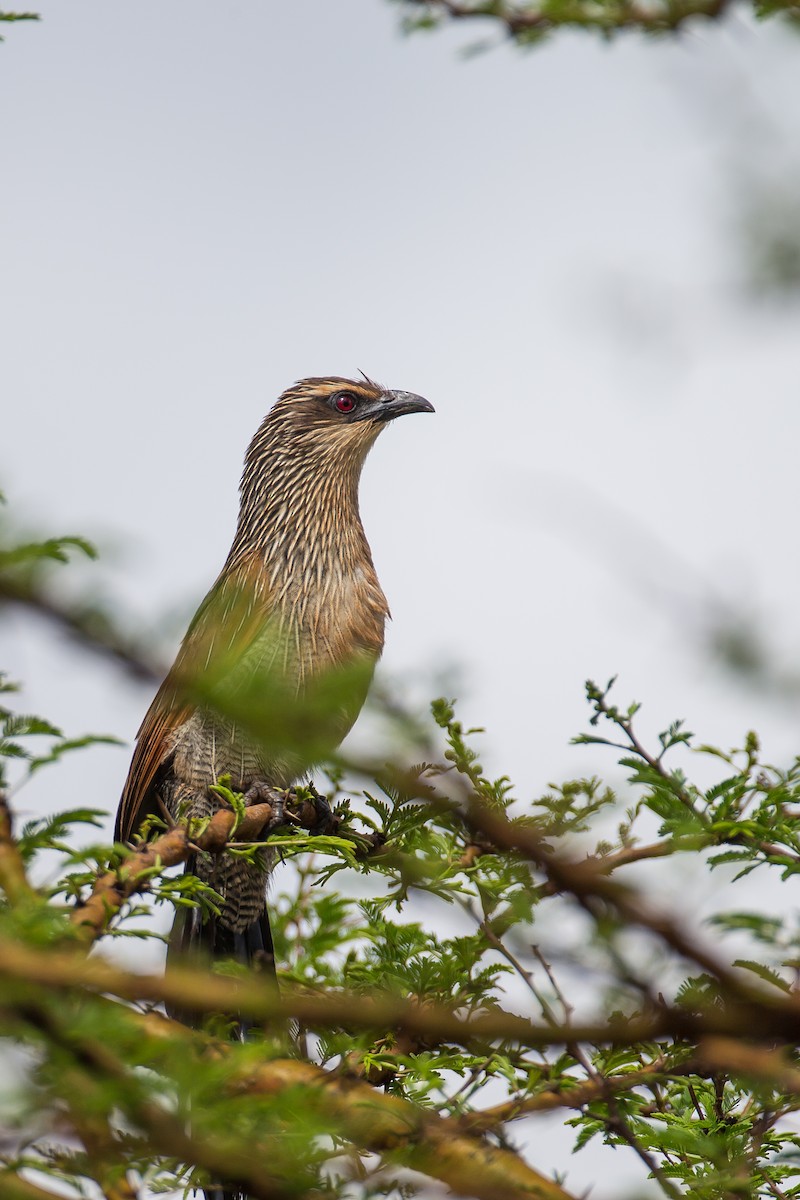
[{"x1": 372, "y1": 390, "x2": 435, "y2": 422}]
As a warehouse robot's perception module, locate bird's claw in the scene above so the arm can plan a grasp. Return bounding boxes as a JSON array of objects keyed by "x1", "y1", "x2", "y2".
[
  {"x1": 303, "y1": 783, "x2": 339, "y2": 836},
  {"x1": 240, "y1": 781, "x2": 337, "y2": 836},
  {"x1": 243, "y1": 782, "x2": 289, "y2": 833}
]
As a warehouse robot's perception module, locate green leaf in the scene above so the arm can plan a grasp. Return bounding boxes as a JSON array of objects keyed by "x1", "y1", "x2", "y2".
[{"x1": 733, "y1": 959, "x2": 792, "y2": 993}]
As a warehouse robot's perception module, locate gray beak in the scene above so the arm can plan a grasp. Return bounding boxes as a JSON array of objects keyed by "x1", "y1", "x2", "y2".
[{"x1": 373, "y1": 390, "x2": 435, "y2": 422}]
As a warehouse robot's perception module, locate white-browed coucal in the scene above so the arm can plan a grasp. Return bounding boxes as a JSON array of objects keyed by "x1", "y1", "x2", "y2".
[{"x1": 115, "y1": 376, "x2": 433, "y2": 974}]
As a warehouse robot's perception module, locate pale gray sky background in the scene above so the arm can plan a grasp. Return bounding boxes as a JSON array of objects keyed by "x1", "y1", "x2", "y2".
[{"x1": 3, "y1": 3, "x2": 800, "y2": 1196}]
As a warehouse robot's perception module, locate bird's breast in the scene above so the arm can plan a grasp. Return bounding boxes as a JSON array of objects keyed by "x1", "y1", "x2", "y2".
[
  {"x1": 257, "y1": 555, "x2": 386, "y2": 678},
  {"x1": 171, "y1": 560, "x2": 387, "y2": 793}
]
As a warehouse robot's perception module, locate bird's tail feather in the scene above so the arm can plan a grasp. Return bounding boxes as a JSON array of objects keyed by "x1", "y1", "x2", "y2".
[
  {"x1": 167, "y1": 902, "x2": 276, "y2": 970},
  {"x1": 166, "y1": 868, "x2": 276, "y2": 1200},
  {"x1": 165, "y1": 900, "x2": 276, "y2": 1027}
]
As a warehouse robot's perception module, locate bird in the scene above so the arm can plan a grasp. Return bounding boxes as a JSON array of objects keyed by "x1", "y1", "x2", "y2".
[{"x1": 115, "y1": 375, "x2": 434, "y2": 981}]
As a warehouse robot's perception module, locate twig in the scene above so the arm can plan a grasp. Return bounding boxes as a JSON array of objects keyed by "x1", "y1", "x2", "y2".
[
  {"x1": 529, "y1": 945, "x2": 684, "y2": 1200},
  {"x1": 587, "y1": 839, "x2": 674, "y2": 874},
  {"x1": 0, "y1": 792, "x2": 36, "y2": 905},
  {"x1": 585, "y1": 683, "x2": 705, "y2": 821},
  {"x1": 452, "y1": 793, "x2": 756, "y2": 1004},
  {"x1": 462, "y1": 1058, "x2": 697, "y2": 1131},
  {"x1": 0, "y1": 575, "x2": 161, "y2": 685}
]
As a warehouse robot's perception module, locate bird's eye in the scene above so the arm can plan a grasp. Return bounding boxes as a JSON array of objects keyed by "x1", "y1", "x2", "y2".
[{"x1": 334, "y1": 392, "x2": 357, "y2": 414}]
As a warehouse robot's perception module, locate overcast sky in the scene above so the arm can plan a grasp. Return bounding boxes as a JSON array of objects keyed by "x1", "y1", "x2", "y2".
[{"x1": 3, "y1": 3, "x2": 800, "y2": 1195}]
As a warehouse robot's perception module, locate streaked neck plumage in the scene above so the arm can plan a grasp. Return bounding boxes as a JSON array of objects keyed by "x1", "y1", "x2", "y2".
[
  {"x1": 224, "y1": 391, "x2": 389, "y2": 661},
  {"x1": 230, "y1": 410, "x2": 380, "y2": 585}
]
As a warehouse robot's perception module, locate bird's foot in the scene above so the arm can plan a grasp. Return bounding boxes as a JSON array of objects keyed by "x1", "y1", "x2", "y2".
[
  {"x1": 243, "y1": 781, "x2": 290, "y2": 833},
  {"x1": 240, "y1": 781, "x2": 337, "y2": 837},
  {"x1": 296, "y1": 782, "x2": 339, "y2": 836}
]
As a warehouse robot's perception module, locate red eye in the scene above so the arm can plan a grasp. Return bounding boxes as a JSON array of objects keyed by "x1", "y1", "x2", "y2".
[{"x1": 335, "y1": 392, "x2": 356, "y2": 414}]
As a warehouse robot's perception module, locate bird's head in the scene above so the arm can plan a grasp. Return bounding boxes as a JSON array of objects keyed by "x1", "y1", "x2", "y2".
[
  {"x1": 243, "y1": 376, "x2": 434, "y2": 492},
  {"x1": 274, "y1": 375, "x2": 432, "y2": 442}
]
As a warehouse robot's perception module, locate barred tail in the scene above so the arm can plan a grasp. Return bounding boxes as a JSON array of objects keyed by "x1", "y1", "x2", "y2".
[
  {"x1": 167, "y1": 902, "x2": 276, "y2": 978},
  {"x1": 166, "y1": 867, "x2": 277, "y2": 1200}
]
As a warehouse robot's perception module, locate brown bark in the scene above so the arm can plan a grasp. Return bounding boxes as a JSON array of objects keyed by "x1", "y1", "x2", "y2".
[{"x1": 70, "y1": 800, "x2": 281, "y2": 942}]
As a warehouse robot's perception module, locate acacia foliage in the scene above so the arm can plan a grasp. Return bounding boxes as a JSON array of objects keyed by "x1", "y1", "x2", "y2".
[
  {"x1": 394, "y1": 0, "x2": 800, "y2": 41},
  {"x1": 4, "y1": 517, "x2": 800, "y2": 1200}
]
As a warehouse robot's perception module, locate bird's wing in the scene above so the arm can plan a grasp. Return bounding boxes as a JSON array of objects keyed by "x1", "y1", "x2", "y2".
[{"x1": 115, "y1": 551, "x2": 272, "y2": 844}]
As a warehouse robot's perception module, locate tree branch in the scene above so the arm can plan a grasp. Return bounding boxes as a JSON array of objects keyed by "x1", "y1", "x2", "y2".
[
  {"x1": 70, "y1": 797, "x2": 312, "y2": 943},
  {"x1": 5, "y1": 933, "x2": 800, "y2": 1052},
  {"x1": 451, "y1": 793, "x2": 757, "y2": 1001},
  {"x1": 462, "y1": 1057, "x2": 697, "y2": 1130},
  {"x1": 169, "y1": 1015, "x2": 582, "y2": 1200},
  {"x1": 23, "y1": 997, "x2": 578, "y2": 1200},
  {"x1": 239, "y1": 1058, "x2": 576, "y2": 1200},
  {"x1": 0, "y1": 792, "x2": 36, "y2": 905},
  {"x1": 0, "y1": 1173, "x2": 77, "y2": 1200},
  {"x1": 696, "y1": 1036, "x2": 800, "y2": 1094}
]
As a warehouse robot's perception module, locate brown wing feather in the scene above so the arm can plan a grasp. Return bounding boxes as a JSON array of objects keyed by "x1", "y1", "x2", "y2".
[{"x1": 115, "y1": 552, "x2": 272, "y2": 843}]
